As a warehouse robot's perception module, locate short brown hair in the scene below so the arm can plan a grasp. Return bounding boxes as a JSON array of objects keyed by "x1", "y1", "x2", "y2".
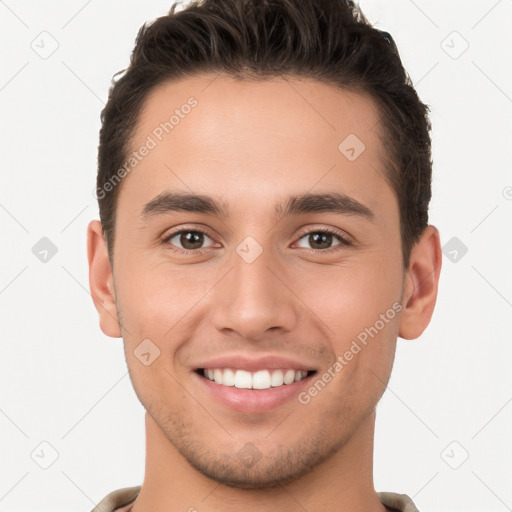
[{"x1": 97, "y1": 0, "x2": 432, "y2": 269}]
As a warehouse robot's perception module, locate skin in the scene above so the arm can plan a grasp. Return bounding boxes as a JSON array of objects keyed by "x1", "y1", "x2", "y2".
[{"x1": 87, "y1": 73, "x2": 442, "y2": 512}]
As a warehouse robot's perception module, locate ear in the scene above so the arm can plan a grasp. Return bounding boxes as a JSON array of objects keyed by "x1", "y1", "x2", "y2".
[
  {"x1": 87, "y1": 220, "x2": 121, "y2": 338},
  {"x1": 399, "y1": 225, "x2": 442, "y2": 340}
]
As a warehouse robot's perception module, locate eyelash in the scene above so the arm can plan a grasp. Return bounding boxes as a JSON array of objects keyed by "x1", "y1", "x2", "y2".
[{"x1": 161, "y1": 226, "x2": 353, "y2": 255}]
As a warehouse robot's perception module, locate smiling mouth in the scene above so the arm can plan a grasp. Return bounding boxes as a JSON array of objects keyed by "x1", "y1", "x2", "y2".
[{"x1": 196, "y1": 368, "x2": 317, "y2": 390}]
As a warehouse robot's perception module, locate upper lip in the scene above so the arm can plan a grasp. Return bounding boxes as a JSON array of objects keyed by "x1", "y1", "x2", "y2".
[{"x1": 194, "y1": 354, "x2": 317, "y2": 372}]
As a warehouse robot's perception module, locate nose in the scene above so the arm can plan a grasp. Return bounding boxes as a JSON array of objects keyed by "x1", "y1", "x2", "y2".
[{"x1": 211, "y1": 247, "x2": 299, "y2": 341}]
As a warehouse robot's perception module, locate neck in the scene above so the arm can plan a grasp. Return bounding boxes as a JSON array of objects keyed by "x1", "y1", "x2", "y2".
[{"x1": 131, "y1": 410, "x2": 389, "y2": 512}]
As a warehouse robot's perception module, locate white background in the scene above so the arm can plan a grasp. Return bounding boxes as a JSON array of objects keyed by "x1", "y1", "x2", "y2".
[{"x1": 0, "y1": 1, "x2": 511, "y2": 511}]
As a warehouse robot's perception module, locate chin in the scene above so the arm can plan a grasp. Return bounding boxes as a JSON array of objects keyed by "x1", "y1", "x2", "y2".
[
  {"x1": 172, "y1": 432, "x2": 345, "y2": 491},
  {"x1": 185, "y1": 456, "x2": 313, "y2": 490}
]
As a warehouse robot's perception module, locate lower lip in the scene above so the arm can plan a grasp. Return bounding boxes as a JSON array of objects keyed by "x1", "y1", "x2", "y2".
[{"x1": 194, "y1": 371, "x2": 315, "y2": 413}]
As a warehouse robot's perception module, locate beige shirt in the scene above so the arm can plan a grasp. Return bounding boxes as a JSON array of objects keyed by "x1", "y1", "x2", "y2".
[{"x1": 91, "y1": 486, "x2": 420, "y2": 512}]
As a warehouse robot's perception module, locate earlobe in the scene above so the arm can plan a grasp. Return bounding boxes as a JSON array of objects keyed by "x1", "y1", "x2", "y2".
[
  {"x1": 398, "y1": 225, "x2": 442, "y2": 340},
  {"x1": 87, "y1": 220, "x2": 122, "y2": 338}
]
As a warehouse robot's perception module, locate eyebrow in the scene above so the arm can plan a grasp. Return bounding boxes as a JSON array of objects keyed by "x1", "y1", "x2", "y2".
[{"x1": 140, "y1": 191, "x2": 374, "y2": 222}]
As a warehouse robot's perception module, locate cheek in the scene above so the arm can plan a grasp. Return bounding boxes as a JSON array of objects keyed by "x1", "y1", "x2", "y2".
[
  {"x1": 114, "y1": 264, "x2": 203, "y2": 407},
  {"x1": 293, "y1": 258, "x2": 403, "y2": 336},
  {"x1": 115, "y1": 258, "x2": 213, "y2": 341},
  {"x1": 295, "y1": 257, "x2": 402, "y2": 401}
]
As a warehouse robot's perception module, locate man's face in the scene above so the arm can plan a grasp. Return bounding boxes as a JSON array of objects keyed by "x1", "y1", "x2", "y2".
[{"x1": 110, "y1": 74, "x2": 405, "y2": 488}]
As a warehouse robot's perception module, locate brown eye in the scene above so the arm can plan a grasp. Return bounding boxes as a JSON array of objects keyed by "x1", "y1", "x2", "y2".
[
  {"x1": 179, "y1": 231, "x2": 204, "y2": 250},
  {"x1": 295, "y1": 229, "x2": 351, "y2": 251},
  {"x1": 164, "y1": 230, "x2": 215, "y2": 251},
  {"x1": 308, "y1": 232, "x2": 334, "y2": 250}
]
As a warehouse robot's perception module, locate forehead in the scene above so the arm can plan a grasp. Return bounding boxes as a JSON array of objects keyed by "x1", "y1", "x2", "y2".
[
  {"x1": 122, "y1": 73, "x2": 394, "y2": 220},
  {"x1": 134, "y1": 73, "x2": 382, "y2": 157}
]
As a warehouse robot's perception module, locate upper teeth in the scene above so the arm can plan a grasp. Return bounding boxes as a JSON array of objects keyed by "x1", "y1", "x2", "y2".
[{"x1": 203, "y1": 368, "x2": 309, "y2": 389}]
